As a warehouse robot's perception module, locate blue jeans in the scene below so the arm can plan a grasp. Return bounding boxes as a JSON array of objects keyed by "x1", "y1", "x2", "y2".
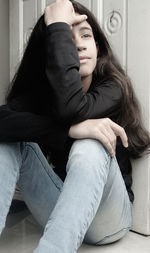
[{"x1": 0, "y1": 139, "x2": 132, "y2": 253}]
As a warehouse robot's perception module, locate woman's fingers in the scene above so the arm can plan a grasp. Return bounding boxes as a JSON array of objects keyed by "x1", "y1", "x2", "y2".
[
  {"x1": 97, "y1": 132, "x2": 116, "y2": 157},
  {"x1": 45, "y1": 0, "x2": 87, "y2": 26},
  {"x1": 109, "y1": 120, "x2": 128, "y2": 147},
  {"x1": 69, "y1": 118, "x2": 128, "y2": 157},
  {"x1": 72, "y1": 13, "x2": 87, "y2": 25},
  {"x1": 99, "y1": 127, "x2": 116, "y2": 156}
]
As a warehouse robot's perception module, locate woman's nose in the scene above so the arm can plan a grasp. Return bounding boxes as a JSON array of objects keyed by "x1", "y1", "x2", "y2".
[
  {"x1": 77, "y1": 45, "x2": 86, "y2": 51},
  {"x1": 72, "y1": 35, "x2": 87, "y2": 51}
]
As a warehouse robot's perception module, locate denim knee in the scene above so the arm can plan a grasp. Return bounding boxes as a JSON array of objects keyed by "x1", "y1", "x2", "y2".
[
  {"x1": 0, "y1": 142, "x2": 23, "y2": 178},
  {"x1": 66, "y1": 139, "x2": 111, "y2": 178},
  {"x1": 69, "y1": 139, "x2": 110, "y2": 160}
]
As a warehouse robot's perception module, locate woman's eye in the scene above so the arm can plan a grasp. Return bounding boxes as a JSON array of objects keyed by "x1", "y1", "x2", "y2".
[{"x1": 82, "y1": 34, "x2": 92, "y2": 38}]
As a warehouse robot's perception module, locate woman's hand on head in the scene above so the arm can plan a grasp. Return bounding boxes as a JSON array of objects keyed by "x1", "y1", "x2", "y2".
[
  {"x1": 69, "y1": 118, "x2": 128, "y2": 157},
  {"x1": 44, "y1": 0, "x2": 87, "y2": 26}
]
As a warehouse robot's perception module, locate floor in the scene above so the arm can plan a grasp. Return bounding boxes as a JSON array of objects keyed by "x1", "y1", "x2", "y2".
[{"x1": 0, "y1": 210, "x2": 150, "y2": 253}]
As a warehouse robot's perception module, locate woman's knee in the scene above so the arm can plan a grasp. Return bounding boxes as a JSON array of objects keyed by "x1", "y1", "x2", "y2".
[
  {"x1": 69, "y1": 139, "x2": 110, "y2": 161},
  {"x1": 0, "y1": 142, "x2": 22, "y2": 173},
  {"x1": 0, "y1": 142, "x2": 21, "y2": 156},
  {"x1": 0, "y1": 142, "x2": 38, "y2": 179},
  {"x1": 66, "y1": 139, "x2": 111, "y2": 175}
]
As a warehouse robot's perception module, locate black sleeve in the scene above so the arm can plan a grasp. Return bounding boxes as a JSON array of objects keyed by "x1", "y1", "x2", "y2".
[
  {"x1": 0, "y1": 104, "x2": 68, "y2": 149},
  {"x1": 45, "y1": 22, "x2": 122, "y2": 125}
]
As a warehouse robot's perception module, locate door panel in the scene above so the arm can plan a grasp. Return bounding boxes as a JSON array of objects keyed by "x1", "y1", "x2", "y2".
[{"x1": 101, "y1": 0, "x2": 127, "y2": 69}]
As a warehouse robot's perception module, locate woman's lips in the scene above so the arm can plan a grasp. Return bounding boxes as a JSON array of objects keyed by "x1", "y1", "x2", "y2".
[{"x1": 79, "y1": 56, "x2": 90, "y2": 63}]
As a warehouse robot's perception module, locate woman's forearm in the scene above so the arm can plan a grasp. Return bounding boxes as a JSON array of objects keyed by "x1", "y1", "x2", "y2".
[{"x1": 69, "y1": 118, "x2": 128, "y2": 157}]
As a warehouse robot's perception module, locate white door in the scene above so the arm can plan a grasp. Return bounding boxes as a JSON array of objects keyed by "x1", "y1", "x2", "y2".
[{"x1": 9, "y1": 0, "x2": 150, "y2": 235}]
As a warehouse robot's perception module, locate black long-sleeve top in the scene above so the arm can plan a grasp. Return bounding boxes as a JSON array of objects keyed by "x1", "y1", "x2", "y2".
[{"x1": 0, "y1": 23, "x2": 134, "y2": 202}]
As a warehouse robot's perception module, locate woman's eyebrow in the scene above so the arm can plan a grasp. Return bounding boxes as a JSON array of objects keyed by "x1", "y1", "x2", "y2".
[{"x1": 79, "y1": 26, "x2": 92, "y2": 32}]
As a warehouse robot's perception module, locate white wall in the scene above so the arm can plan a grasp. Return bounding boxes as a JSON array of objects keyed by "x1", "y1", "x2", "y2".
[
  {"x1": 127, "y1": 0, "x2": 150, "y2": 235},
  {"x1": 0, "y1": 0, "x2": 9, "y2": 105}
]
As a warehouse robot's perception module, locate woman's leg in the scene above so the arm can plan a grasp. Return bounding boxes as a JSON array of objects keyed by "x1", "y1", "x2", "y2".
[
  {"x1": 0, "y1": 140, "x2": 132, "y2": 253},
  {"x1": 17, "y1": 142, "x2": 63, "y2": 227},
  {"x1": 0, "y1": 142, "x2": 63, "y2": 235},
  {"x1": 83, "y1": 154, "x2": 132, "y2": 245},
  {"x1": 34, "y1": 139, "x2": 128, "y2": 253},
  {"x1": 0, "y1": 143, "x2": 21, "y2": 234}
]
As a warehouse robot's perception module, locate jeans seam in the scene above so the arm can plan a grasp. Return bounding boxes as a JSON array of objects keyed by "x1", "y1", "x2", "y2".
[
  {"x1": 23, "y1": 143, "x2": 62, "y2": 192},
  {"x1": 95, "y1": 226, "x2": 131, "y2": 245}
]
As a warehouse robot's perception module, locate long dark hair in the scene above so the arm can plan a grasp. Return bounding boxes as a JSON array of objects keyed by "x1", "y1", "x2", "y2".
[
  {"x1": 7, "y1": 15, "x2": 47, "y2": 102},
  {"x1": 7, "y1": 0, "x2": 150, "y2": 158}
]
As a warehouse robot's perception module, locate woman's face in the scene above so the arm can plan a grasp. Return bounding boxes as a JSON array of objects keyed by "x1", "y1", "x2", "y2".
[{"x1": 71, "y1": 17, "x2": 98, "y2": 83}]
